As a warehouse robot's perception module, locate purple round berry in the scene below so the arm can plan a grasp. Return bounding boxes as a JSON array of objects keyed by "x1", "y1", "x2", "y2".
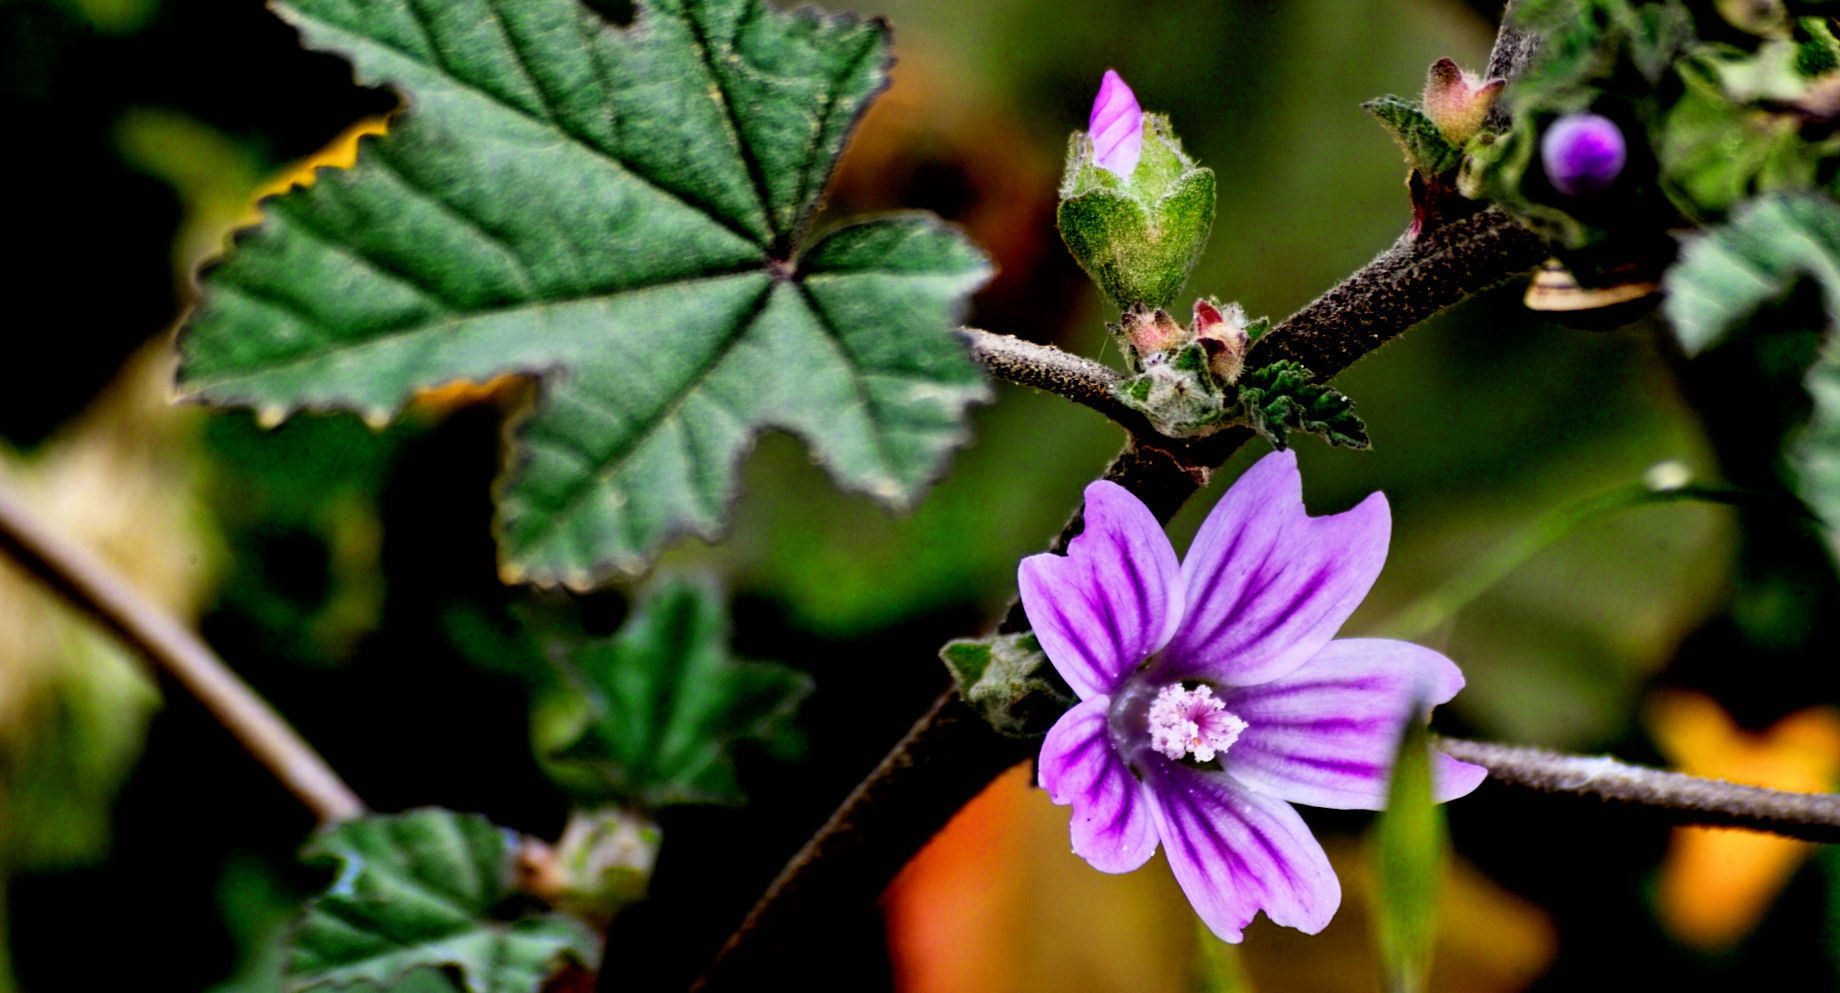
[{"x1": 1541, "y1": 112, "x2": 1627, "y2": 197}]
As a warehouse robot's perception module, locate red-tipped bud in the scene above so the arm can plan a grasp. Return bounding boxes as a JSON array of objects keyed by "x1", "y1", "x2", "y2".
[
  {"x1": 1119, "y1": 305, "x2": 1185, "y2": 356},
  {"x1": 1192, "y1": 298, "x2": 1249, "y2": 383},
  {"x1": 1423, "y1": 58, "x2": 1503, "y2": 146}
]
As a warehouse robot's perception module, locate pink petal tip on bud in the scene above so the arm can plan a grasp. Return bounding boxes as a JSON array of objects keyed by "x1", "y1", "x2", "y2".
[{"x1": 1089, "y1": 69, "x2": 1144, "y2": 178}]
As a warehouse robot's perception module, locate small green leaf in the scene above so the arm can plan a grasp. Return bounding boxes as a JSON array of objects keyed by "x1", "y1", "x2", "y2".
[
  {"x1": 1796, "y1": 17, "x2": 1840, "y2": 76},
  {"x1": 1371, "y1": 714, "x2": 1444, "y2": 993},
  {"x1": 940, "y1": 631, "x2": 1076, "y2": 737},
  {"x1": 289, "y1": 809, "x2": 599, "y2": 993},
  {"x1": 1363, "y1": 96, "x2": 1463, "y2": 177},
  {"x1": 178, "y1": 0, "x2": 992, "y2": 588},
  {"x1": 1232, "y1": 361, "x2": 1370, "y2": 451},
  {"x1": 548, "y1": 577, "x2": 810, "y2": 809}
]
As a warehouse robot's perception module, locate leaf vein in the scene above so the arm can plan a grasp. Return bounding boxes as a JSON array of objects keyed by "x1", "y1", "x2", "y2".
[
  {"x1": 792, "y1": 27, "x2": 882, "y2": 236},
  {"x1": 282, "y1": 4, "x2": 760, "y2": 248},
  {"x1": 193, "y1": 267, "x2": 767, "y2": 391},
  {"x1": 367, "y1": 140, "x2": 543, "y2": 301},
  {"x1": 680, "y1": 4, "x2": 782, "y2": 246},
  {"x1": 478, "y1": 0, "x2": 567, "y2": 127},
  {"x1": 797, "y1": 283, "x2": 895, "y2": 477},
  {"x1": 514, "y1": 283, "x2": 777, "y2": 546},
  {"x1": 269, "y1": 196, "x2": 460, "y2": 313}
]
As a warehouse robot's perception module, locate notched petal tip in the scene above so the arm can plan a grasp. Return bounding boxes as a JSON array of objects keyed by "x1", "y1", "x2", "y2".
[
  {"x1": 1219, "y1": 639, "x2": 1471, "y2": 811},
  {"x1": 1432, "y1": 752, "x2": 1489, "y2": 803},
  {"x1": 1018, "y1": 481, "x2": 1185, "y2": 698},
  {"x1": 1149, "y1": 769, "x2": 1341, "y2": 940},
  {"x1": 1040, "y1": 697, "x2": 1160, "y2": 874},
  {"x1": 1161, "y1": 450, "x2": 1392, "y2": 688}
]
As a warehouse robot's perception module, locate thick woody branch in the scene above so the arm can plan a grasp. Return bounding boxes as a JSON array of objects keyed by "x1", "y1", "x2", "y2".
[{"x1": 0, "y1": 479, "x2": 365, "y2": 824}]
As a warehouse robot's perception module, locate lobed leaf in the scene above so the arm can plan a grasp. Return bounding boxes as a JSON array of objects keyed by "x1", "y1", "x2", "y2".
[
  {"x1": 1363, "y1": 96, "x2": 1462, "y2": 178},
  {"x1": 177, "y1": 0, "x2": 992, "y2": 588},
  {"x1": 289, "y1": 809, "x2": 599, "y2": 993},
  {"x1": 548, "y1": 577, "x2": 810, "y2": 809},
  {"x1": 1234, "y1": 360, "x2": 1370, "y2": 451}
]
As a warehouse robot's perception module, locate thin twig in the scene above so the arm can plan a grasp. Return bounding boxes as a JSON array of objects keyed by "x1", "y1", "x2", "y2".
[
  {"x1": 691, "y1": 693, "x2": 1036, "y2": 990},
  {"x1": 0, "y1": 478, "x2": 366, "y2": 824},
  {"x1": 957, "y1": 327, "x2": 1137, "y2": 427},
  {"x1": 1437, "y1": 737, "x2": 1840, "y2": 842}
]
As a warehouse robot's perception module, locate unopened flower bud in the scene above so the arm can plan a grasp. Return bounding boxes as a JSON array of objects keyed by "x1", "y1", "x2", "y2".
[
  {"x1": 1058, "y1": 71, "x2": 1216, "y2": 310},
  {"x1": 1119, "y1": 305, "x2": 1185, "y2": 356},
  {"x1": 1111, "y1": 310, "x2": 1184, "y2": 360},
  {"x1": 1422, "y1": 58, "x2": 1503, "y2": 146},
  {"x1": 1192, "y1": 298, "x2": 1250, "y2": 384},
  {"x1": 1089, "y1": 69, "x2": 1144, "y2": 178},
  {"x1": 1541, "y1": 112, "x2": 1626, "y2": 197}
]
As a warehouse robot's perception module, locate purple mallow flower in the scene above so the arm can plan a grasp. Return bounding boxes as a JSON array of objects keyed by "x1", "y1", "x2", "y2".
[
  {"x1": 1541, "y1": 112, "x2": 1626, "y2": 197},
  {"x1": 1089, "y1": 69, "x2": 1144, "y2": 177},
  {"x1": 1022, "y1": 451, "x2": 1486, "y2": 941}
]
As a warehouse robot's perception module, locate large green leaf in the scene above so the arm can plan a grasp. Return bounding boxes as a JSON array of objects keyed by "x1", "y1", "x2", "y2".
[
  {"x1": 1662, "y1": 192, "x2": 1840, "y2": 542},
  {"x1": 177, "y1": 0, "x2": 992, "y2": 587},
  {"x1": 289, "y1": 809, "x2": 599, "y2": 993},
  {"x1": 547, "y1": 577, "x2": 810, "y2": 809},
  {"x1": 1664, "y1": 192, "x2": 1840, "y2": 355}
]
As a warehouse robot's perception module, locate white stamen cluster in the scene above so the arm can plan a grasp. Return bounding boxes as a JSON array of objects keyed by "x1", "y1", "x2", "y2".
[{"x1": 1148, "y1": 683, "x2": 1248, "y2": 763}]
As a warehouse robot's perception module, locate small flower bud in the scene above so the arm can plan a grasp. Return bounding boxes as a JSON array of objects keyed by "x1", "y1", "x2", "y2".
[
  {"x1": 1089, "y1": 69, "x2": 1144, "y2": 178},
  {"x1": 1422, "y1": 58, "x2": 1504, "y2": 146},
  {"x1": 1541, "y1": 112, "x2": 1627, "y2": 197},
  {"x1": 1120, "y1": 305, "x2": 1185, "y2": 356},
  {"x1": 546, "y1": 807, "x2": 660, "y2": 919},
  {"x1": 1192, "y1": 298, "x2": 1250, "y2": 384},
  {"x1": 1058, "y1": 71, "x2": 1216, "y2": 310}
]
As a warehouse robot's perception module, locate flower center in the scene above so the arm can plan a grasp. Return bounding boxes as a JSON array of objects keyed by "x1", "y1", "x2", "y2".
[{"x1": 1147, "y1": 683, "x2": 1247, "y2": 763}]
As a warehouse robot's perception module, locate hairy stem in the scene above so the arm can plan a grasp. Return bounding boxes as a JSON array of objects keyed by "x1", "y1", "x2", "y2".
[
  {"x1": 1436, "y1": 737, "x2": 1840, "y2": 842},
  {"x1": 958, "y1": 327, "x2": 1130, "y2": 424},
  {"x1": 0, "y1": 479, "x2": 365, "y2": 824},
  {"x1": 691, "y1": 693, "x2": 1035, "y2": 990}
]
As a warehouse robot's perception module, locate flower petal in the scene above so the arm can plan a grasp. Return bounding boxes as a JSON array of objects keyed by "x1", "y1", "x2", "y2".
[
  {"x1": 1158, "y1": 450, "x2": 1389, "y2": 688},
  {"x1": 1088, "y1": 69, "x2": 1143, "y2": 177},
  {"x1": 1145, "y1": 764, "x2": 1340, "y2": 941},
  {"x1": 1020, "y1": 480, "x2": 1184, "y2": 699},
  {"x1": 1223, "y1": 638, "x2": 1488, "y2": 809},
  {"x1": 1039, "y1": 696, "x2": 1160, "y2": 873}
]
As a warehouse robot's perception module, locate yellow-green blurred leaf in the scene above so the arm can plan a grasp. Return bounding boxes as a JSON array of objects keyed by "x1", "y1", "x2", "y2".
[{"x1": 1372, "y1": 713, "x2": 1443, "y2": 993}]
